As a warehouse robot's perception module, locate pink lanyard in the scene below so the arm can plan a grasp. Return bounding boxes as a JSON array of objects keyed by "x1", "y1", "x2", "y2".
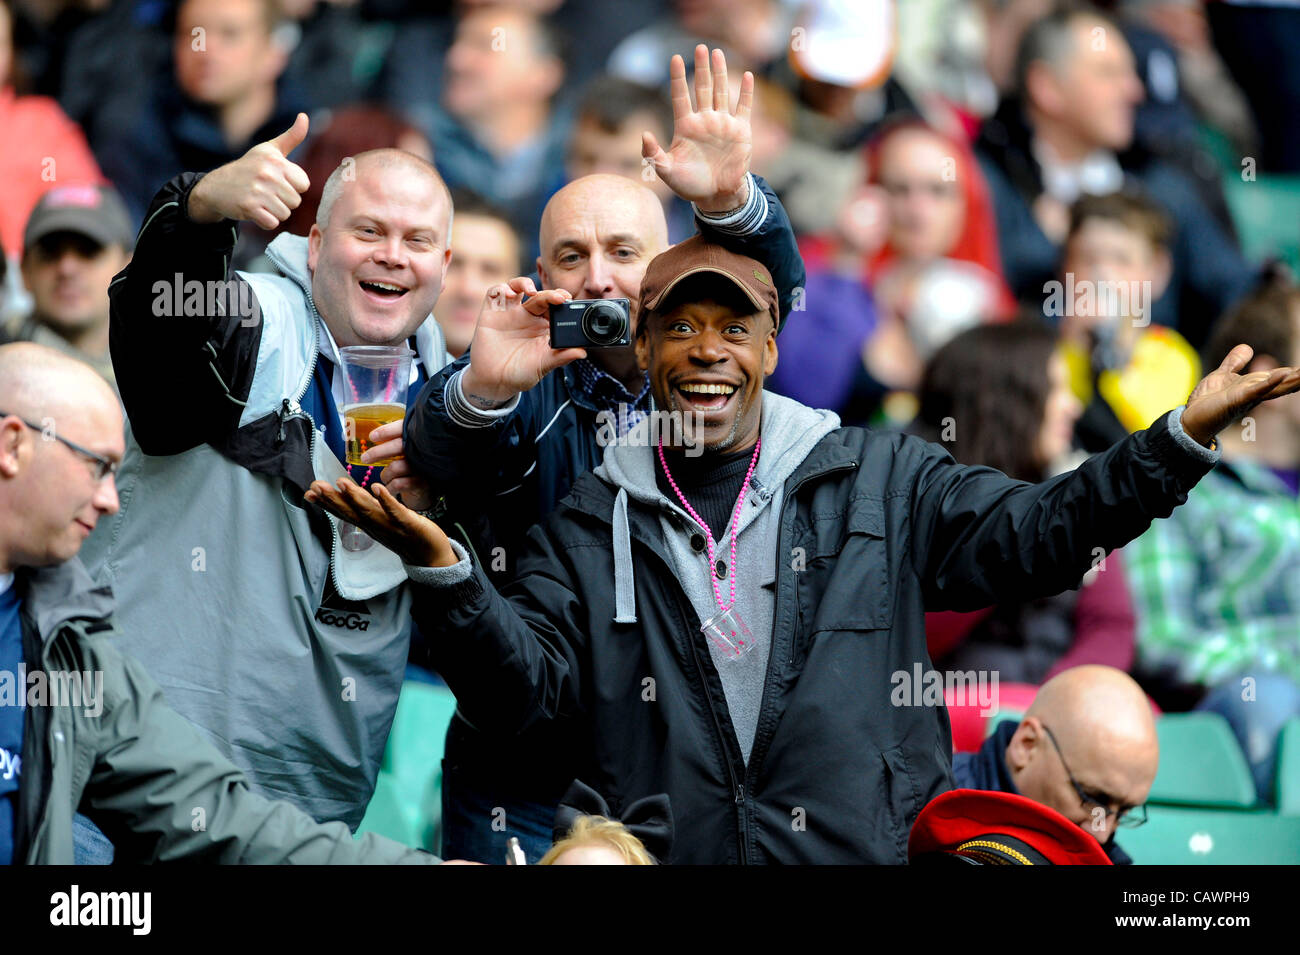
[{"x1": 656, "y1": 436, "x2": 762, "y2": 614}]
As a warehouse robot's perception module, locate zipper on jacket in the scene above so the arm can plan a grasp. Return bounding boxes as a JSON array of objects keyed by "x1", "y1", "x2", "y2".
[
  {"x1": 679, "y1": 593, "x2": 749, "y2": 865},
  {"x1": 740, "y1": 460, "x2": 857, "y2": 860}
]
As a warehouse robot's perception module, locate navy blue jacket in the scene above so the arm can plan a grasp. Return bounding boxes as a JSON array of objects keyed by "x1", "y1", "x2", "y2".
[{"x1": 954, "y1": 720, "x2": 1134, "y2": 865}]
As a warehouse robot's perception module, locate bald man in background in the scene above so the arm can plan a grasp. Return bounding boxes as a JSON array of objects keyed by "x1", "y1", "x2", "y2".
[
  {"x1": 77, "y1": 113, "x2": 455, "y2": 860},
  {"x1": 395, "y1": 47, "x2": 805, "y2": 863},
  {"x1": 0, "y1": 344, "x2": 441, "y2": 864},
  {"x1": 953, "y1": 665, "x2": 1159, "y2": 864}
]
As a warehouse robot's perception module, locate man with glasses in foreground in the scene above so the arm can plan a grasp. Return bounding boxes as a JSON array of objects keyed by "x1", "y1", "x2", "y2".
[{"x1": 953, "y1": 665, "x2": 1157, "y2": 864}]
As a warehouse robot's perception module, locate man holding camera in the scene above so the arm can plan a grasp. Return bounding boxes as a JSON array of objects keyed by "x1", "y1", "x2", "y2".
[
  {"x1": 373, "y1": 47, "x2": 803, "y2": 863},
  {"x1": 308, "y1": 233, "x2": 1299, "y2": 862}
]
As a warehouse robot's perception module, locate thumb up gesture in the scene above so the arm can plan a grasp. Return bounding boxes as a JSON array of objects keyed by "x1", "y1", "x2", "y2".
[{"x1": 188, "y1": 112, "x2": 312, "y2": 229}]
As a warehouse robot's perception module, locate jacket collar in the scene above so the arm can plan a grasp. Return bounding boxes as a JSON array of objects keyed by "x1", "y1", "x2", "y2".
[{"x1": 17, "y1": 558, "x2": 115, "y2": 646}]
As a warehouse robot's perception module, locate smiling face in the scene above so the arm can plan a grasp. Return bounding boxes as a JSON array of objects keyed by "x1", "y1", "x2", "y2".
[
  {"x1": 308, "y1": 155, "x2": 453, "y2": 348},
  {"x1": 636, "y1": 282, "x2": 777, "y2": 452},
  {"x1": 435, "y1": 213, "x2": 520, "y2": 358}
]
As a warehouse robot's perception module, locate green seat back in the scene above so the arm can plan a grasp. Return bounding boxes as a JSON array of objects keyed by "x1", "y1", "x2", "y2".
[{"x1": 1149, "y1": 713, "x2": 1256, "y2": 808}]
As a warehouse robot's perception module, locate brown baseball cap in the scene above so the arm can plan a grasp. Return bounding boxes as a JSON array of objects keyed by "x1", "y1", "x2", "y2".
[{"x1": 639, "y1": 235, "x2": 782, "y2": 333}]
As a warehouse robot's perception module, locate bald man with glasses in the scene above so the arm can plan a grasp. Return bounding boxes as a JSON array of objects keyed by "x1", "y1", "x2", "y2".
[{"x1": 953, "y1": 665, "x2": 1158, "y2": 864}]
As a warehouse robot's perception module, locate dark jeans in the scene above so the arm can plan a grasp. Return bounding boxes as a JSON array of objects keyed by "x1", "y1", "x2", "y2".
[{"x1": 439, "y1": 763, "x2": 559, "y2": 864}]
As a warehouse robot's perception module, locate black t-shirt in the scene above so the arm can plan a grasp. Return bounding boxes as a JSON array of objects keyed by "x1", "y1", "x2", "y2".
[{"x1": 654, "y1": 445, "x2": 756, "y2": 541}]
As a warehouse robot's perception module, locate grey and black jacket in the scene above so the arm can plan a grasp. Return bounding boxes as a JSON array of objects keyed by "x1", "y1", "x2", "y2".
[
  {"x1": 80, "y1": 172, "x2": 451, "y2": 827},
  {"x1": 15, "y1": 558, "x2": 435, "y2": 863},
  {"x1": 408, "y1": 396, "x2": 1218, "y2": 864}
]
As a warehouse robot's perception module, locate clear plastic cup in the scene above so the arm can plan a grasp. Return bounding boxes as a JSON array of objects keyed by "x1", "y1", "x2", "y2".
[{"x1": 337, "y1": 345, "x2": 415, "y2": 467}]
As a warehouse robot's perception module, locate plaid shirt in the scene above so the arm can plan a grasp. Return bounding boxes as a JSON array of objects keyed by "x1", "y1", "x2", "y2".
[
  {"x1": 1124, "y1": 458, "x2": 1300, "y2": 686},
  {"x1": 569, "y1": 358, "x2": 653, "y2": 436}
]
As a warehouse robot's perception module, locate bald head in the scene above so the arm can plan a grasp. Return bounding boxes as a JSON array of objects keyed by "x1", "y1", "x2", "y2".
[
  {"x1": 317, "y1": 148, "x2": 452, "y2": 234},
  {"x1": 0, "y1": 343, "x2": 123, "y2": 572},
  {"x1": 0, "y1": 343, "x2": 119, "y2": 424},
  {"x1": 540, "y1": 175, "x2": 669, "y2": 267},
  {"x1": 1006, "y1": 665, "x2": 1158, "y2": 844}
]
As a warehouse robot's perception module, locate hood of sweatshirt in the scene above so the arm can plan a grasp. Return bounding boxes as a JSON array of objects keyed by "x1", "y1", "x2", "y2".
[{"x1": 594, "y1": 390, "x2": 841, "y2": 623}]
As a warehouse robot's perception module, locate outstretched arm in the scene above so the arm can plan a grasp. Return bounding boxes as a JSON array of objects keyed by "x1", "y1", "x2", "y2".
[{"x1": 914, "y1": 345, "x2": 1300, "y2": 610}]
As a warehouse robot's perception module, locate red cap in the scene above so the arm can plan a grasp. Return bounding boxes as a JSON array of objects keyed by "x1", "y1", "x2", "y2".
[{"x1": 909, "y1": 789, "x2": 1114, "y2": 865}]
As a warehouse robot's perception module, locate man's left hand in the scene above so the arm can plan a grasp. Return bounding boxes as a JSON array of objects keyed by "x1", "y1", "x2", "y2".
[
  {"x1": 1181, "y1": 343, "x2": 1300, "y2": 447},
  {"x1": 643, "y1": 45, "x2": 754, "y2": 213},
  {"x1": 362, "y1": 419, "x2": 433, "y2": 511}
]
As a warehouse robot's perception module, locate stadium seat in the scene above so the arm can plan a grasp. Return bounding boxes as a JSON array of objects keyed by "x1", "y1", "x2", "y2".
[
  {"x1": 1120, "y1": 805, "x2": 1300, "y2": 864},
  {"x1": 1277, "y1": 718, "x2": 1300, "y2": 817},
  {"x1": 1147, "y1": 712, "x2": 1256, "y2": 808},
  {"x1": 1221, "y1": 170, "x2": 1300, "y2": 273},
  {"x1": 356, "y1": 680, "x2": 459, "y2": 852}
]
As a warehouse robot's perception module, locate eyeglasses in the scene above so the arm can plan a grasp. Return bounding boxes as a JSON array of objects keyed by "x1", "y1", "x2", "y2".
[
  {"x1": 1, "y1": 412, "x2": 119, "y2": 482},
  {"x1": 1042, "y1": 723, "x2": 1148, "y2": 828}
]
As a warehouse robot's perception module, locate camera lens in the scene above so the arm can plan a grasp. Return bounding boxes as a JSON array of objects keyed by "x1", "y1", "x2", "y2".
[{"x1": 580, "y1": 301, "x2": 628, "y2": 346}]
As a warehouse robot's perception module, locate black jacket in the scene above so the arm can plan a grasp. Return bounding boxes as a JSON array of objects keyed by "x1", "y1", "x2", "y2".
[
  {"x1": 413, "y1": 410, "x2": 1214, "y2": 863},
  {"x1": 953, "y1": 720, "x2": 1133, "y2": 865}
]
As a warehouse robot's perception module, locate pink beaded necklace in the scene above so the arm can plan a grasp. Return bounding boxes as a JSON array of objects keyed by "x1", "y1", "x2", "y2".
[{"x1": 657, "y1": 434, "x2": 761, "y2": 621}]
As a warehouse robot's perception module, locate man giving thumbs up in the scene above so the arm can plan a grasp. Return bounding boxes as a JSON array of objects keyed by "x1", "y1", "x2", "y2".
[{"x1": 77, "y1": 112, "x2": 457, "y2": 859}]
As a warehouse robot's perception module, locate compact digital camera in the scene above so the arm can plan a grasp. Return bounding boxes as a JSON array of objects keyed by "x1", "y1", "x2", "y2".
[{"x1": 548, "y1": 298, "x2": 632, "y2": 349}]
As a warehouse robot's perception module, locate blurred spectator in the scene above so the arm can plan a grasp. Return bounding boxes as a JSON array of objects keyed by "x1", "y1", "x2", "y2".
[
  {"x1": 915, "y1": 321, "x2": 1136, "y2": 685},
  {"x1": 1057, "y1": 191, "x2": 1199, "y2": 453},
  {"x1": 434, "y1": 190, "x2": 523, "y2": 359},
  {"x1": 1116, "y1": 0, "x2": 1256, "y2": 180},
  {"x1": 746, "y1": 75, "x2": 865, "y2": 236},
  {"x1": 13, "y1": 184, "x2": 132, "y2": 386},
  {"x1": 277, "y1": 103, "x2": 433, "y2": 239},
  {"x1": 92, "y1": 0, "x2": 305, "y2": 223},
  {"x1": 789, "y1": 120, "x2": 1011, "y2": 421},
  {"x1": 778, "y1": 0, "x2": 922, "y2": 153},
  {"x1": 975, "y1": 5, "x2": 1253, "y2": 348},
  {"x1": 275, "y1": 0, "x2": 373, "y2": 113},
  {"x1": 416, "y1": 4, "x2": 570, "y2": 246},
  {"x1": 1125, "y1": 279, "x2": 1300, "y2": 800},
  {"x1": 607, "y1": 0, "x2": 791, "y2": 86},
  {"x1": 564, "y1": 74, "x2": 695, "y2": 242},
  {"x1": 1207, "y1": 0, "x2": 1300, "y2": 173},
  {"x1": 953, "y1": 665, "x2": 1159, "y2": 864},
  {"x1": 0, "y1": 0, "x2": 104, "y2": 263}
]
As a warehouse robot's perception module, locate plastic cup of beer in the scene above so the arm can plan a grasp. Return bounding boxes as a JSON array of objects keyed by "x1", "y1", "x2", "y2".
[{"x1": 337, "y1": 345, "x2": 415, "y2": 467}]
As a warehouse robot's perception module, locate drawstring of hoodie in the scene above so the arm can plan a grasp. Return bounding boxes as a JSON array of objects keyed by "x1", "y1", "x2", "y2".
[{"x1": 612, "y1": 488, "x2": 637, "y2": 624}]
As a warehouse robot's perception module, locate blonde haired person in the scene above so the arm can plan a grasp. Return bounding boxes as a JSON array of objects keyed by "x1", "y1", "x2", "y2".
[
  {"x1": 540, "y1": 816, "x2": 658, "y2": 866},
  {"x1": 535, "y1": 780, "x2": 672, "y2": 865}
]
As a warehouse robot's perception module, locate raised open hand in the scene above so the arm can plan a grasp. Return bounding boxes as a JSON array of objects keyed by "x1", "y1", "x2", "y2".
[
  {"x1": 642, "y1": 45, "x2": 754, "y2": 213},
  {"x1": 1181, "y1": 343, "x2": 1300, "y2": 447},
  {"x1": 458, "y1": 278, "x2": 585, "y2": 408},
  {"x1": 188, "y1": 112, "x2": 311, "y2": 229}
]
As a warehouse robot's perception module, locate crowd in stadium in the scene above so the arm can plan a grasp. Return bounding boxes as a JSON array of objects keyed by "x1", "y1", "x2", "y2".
[{"x1": 1, "y1": 0, "x2": 1299, "y2": 866}]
